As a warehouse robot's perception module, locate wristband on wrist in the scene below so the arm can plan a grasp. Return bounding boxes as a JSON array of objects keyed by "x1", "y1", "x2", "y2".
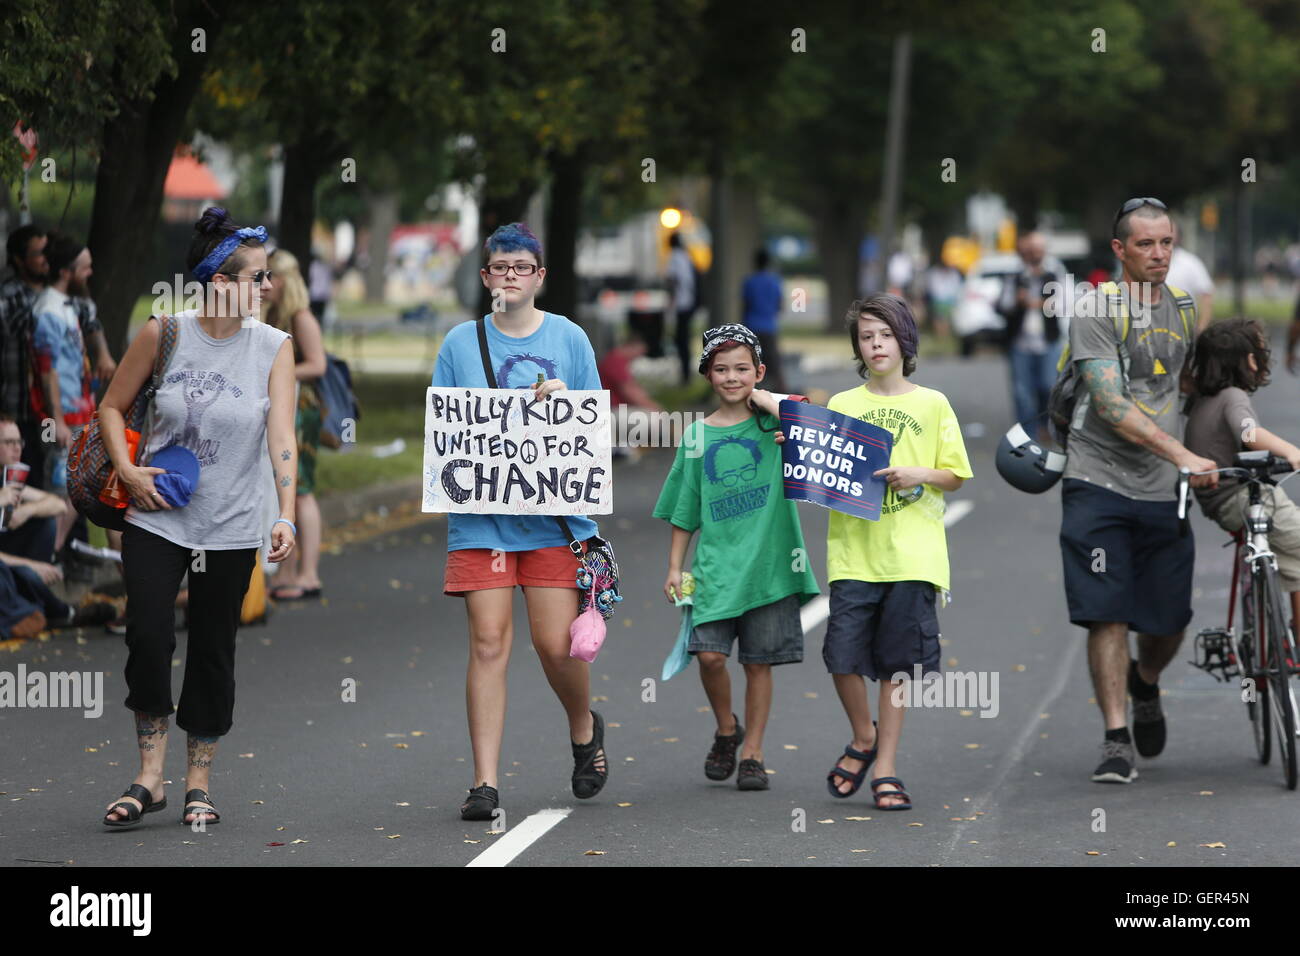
[{"x1": 274, "y1": 518, "x2": 297, "y2": 535}]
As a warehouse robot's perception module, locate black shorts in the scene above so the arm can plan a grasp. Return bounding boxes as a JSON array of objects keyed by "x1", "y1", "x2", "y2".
[
  {"x1": 1059, "y1": 478, "x2": 1194, "y2": 635},
  {"x1": 822, "y1": 579, "x2": 940, "y2": 680}
]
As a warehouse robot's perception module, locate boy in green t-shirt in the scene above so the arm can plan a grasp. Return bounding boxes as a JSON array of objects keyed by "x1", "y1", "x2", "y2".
[
  {"x1": 653, "y1": 325, "x2": 821, "y2": 791},
  {"x1": 754, "y1": 294, "x2": 972, "y2": 810}
]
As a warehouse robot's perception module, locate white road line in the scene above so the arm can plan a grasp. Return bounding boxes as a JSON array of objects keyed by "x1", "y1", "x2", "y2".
[
  {"x1": 940, "y1": 636, "x2": 1084, "y2": 863},
  {"x1": 465, "y1": 807, "x2": 572, "y2": 867},
  {"x1": 800, "y1": 500, "x2": 975, "y2": 634}
]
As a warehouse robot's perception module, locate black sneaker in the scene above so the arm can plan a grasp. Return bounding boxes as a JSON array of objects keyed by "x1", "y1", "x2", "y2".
[
  {"x1": 704, "y1": 715, "x2": 745, "y2": 780},
  {"x1": 736, "y1": 758, "x2": 770, "y2": 791},
  {"x1": 1091, "y1": 737, "x2": 1138, "y2": 784},
  {"x1": 1128, "y1": 660, "x2": 1166, "y2": 757},
  {"x1": 460, "y1": 784, "x2": 499, "y2": 821}
]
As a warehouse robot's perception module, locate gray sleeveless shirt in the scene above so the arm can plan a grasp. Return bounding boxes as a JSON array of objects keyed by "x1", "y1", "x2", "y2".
[{"x1": 126, "y1": 311, "x2": 291, "y2": 550}]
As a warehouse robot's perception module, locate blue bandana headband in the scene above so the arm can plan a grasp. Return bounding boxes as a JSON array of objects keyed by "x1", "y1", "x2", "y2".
[{"x1": 191, "y1": 225, "x2": 268, "y2": 282}]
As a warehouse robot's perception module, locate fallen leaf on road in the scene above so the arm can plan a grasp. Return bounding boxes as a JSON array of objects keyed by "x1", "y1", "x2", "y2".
[
  {"x1": 617, "y1": 802, "x2": 633, "y2": 807},
  {"x1": 239, "y1": 753, "x2": 255, "y2": 758},
  {"x1": 969, "y1": 841, "x2": 979, "y2": 845},
  {"x1": 1086, "y1": 851, "x2": 1099, "y2": 856},
  {"x1": 584, "y1": 850, "x2": 605, "y2": 856},
  {"x1": 817, "y1": 819, "x2": 834, "y2": 824},
  {"x1": 183, "y1": 840, "x2": 197, "y2": 845},
  {"x1": 385, "y1": 733, "x2": 407, "y2": 738},
  {"x1": 1040, "y1": 713, "x2": 1050, "y2": 719},
  {"x1": 947, "y1": 658, "x2": 958, "y2": 667},
  {"x1": 387, "y1": 835, "x2": 401, "y2": 840},
  {"x1": 908, "y1": 823, "x2": 924, "y2": 828},
  {"x1": 1199, "y1": 842, "x2": 1226, "y2": 848},
  {"x1": 1013, "y1": 664, "x2": 1027, "y2": 672},
  {"x1": 696, "y1": 706, "x2": 711, "y2": 713},
  {"x1": 608, "y1": 722, "x2": 621, "y2": 728},
  {"x1": 1167, "y1": 842, "x2": 1177, "y2": 847},
  {"x1": 291, "y1": 839, "x2": 308, "y2": 845},
  {"x1": 389, "y1": 580, "x2": 402, "y2": 589},
  {"x1": 276, "y1": 826, "x2": 286, "y2": 831},
  {"x1": 1033, "y1": 772, "x2": 1043, "y2": 776},
  {"x1": 251, "y1": 800, "x2": 264, "y2": 805},
  {"x1": 959, "y1": 710, "x2": 973, "y2": 717},
  {"x1": 649, "y1": 727, "x2": 663, "y2": 732},
  {"x1": 592, "y1": 695, "x2": 608, "y2": 702},
  {"x1": 850, "y1": 849, "x2": 870, "y2": 853},
  {"x1": 661, "y1": 737, "x2": 679, "y2": 743},
  {"x1": 267, "y1": 842, "x2": 284, "y2": 847},
  {"x1": 410, "y1": 731, "x2": 427, "y2": 737},
  {"x1": 341, "y1": 656, "x2": 353, "y2": 664},
  {"x1": 964, "y1": 743, "x2": 980, "y2": 749},
  {"x1": 783, "y1": 745, "x2": 798, "y2": 750},
  {"x1": 394, "y1": 743, "x2": 409, "y2": 749},
  {"x1": 844, "y1": 816, "x2": 871, "y2": 821},
  {"x1": 625, "y1": 757, "x2": 635, "y2": 762},
  {"x1": 804, "y1": 692, "x2": 818, "y2": 699},
  {"x1": 395, "y1": 802, "x2": 410, "y2": 806},
  {"x1": 85, "y1": 747, "x2": 97, "y2": 752},
  {"x1": 950, "y1": 817, "x2": 963, "y2": 821},
  {"x1": 1198, "y1": 791, "x2": 1213, "y2": 796},
  {"x1": 464, "y1": 839, "x2": 479, "y2": 844},
  {"x1": 374, "y1": 827, "x2": 384, "y2": 830}
]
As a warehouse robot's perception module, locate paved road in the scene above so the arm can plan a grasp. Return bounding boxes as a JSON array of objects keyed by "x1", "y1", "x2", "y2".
[{"x1": 4, "y1": 338, "x2": 1300, "y2": 866}]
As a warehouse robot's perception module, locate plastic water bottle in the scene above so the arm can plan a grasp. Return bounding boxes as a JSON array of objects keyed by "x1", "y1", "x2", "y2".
[{"x1": 896, "y1": 485, "x2": 946, "y2": 522}]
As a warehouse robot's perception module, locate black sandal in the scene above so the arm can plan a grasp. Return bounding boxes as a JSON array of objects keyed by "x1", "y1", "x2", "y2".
[
  {"x1": 182, "y1": 788, "x2": 220, "y2": 825},
  {"x1": 571, "y1": 710, "x2": 608, "y2": 799},
  {"x1": 460, "y1": 784, "x2": 499, "y2": 821},
  {"x1": 705, "y1": 715, "x2": 746, "y2": 780},
  {"x1": 103, "y1": 783, "x2": 166, "y2": 829}
]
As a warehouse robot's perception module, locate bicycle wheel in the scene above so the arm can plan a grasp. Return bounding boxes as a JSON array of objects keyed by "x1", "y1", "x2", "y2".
[
  {"x1": 1240, "y1": 570, "x2": 1271, "y2": 763},
  {"x1": 1264, "y1": 575, "x2": 1298, "y2": 789}
]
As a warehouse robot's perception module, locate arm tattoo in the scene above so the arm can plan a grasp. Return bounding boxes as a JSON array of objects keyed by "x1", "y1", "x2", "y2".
[
  {"x1": 280, "y1": 476, "x2": 291, "y2": 487},
  {"x1": 1078, "y1": 359, "x2": 1130, "y2": 425},
  {"x1": 281, "y1": 449, "x2": 291, "y2": 461}
]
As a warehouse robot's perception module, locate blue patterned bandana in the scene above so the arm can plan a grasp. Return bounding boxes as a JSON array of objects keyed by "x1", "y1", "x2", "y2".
[{"x1": 192, "y1": 225, "x2": 268, "y2": 282}]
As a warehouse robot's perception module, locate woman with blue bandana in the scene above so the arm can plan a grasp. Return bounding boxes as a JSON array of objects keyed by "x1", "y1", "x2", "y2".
[{"x1": 97, "y1": 207, "x2": 298, "y2": 829}]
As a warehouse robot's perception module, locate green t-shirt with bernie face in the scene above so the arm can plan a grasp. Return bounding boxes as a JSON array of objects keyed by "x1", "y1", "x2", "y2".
[{"x1": 653, "y1": 415, "x2": 820, "y2": 626}]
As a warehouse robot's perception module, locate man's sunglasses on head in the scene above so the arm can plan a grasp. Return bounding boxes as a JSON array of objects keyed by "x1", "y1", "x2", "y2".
[{"x1": 1112, "y1": 197, "x2": 1167, "y2": 237}]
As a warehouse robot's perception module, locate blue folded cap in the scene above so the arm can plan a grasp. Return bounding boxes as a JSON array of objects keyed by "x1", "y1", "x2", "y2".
[{"x1": 148, "y1": 445, "x2": 200, "y2": 508}]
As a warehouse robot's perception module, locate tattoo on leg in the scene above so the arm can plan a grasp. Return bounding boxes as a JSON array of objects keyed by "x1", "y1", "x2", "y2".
[
  {"x1": 135, "y1": 713, "x2": 168, "y2": 753},
  {"x1": 187, "y1": 734, "x2": 219, "y2": 770}
]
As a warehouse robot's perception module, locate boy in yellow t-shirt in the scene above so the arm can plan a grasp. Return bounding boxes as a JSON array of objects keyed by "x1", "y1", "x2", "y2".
[{"x1": 753, "y1": 294, "x2": 972, "y2": 810}]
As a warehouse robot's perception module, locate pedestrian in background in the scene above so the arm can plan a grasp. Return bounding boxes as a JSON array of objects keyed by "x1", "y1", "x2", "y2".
[
  {"x1": 997, "y1": 231, "x2": 1066, "y2": 442},
  {"x1": 263, "y1": 248, "x2": 327, "y2": 601},
  {"x1": 741, "y1": 248, "x2": 788, "y2": 393},
  {"x1": 667, "y1": 232, "x2": 699, "y2": 385}
]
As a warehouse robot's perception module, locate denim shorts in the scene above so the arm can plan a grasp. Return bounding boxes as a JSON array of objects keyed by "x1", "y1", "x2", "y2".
[
  {"x1": 822, "y1": 579, "x2": 940, "y2": 680},
  {"x1": 689, "y1": 594, "x2": 804, "y2": 665}
]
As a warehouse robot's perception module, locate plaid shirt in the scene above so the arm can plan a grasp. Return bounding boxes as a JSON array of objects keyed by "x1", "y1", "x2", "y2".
[{"x1": 0, "y1": 276, "x2": 38, "y2": 423}]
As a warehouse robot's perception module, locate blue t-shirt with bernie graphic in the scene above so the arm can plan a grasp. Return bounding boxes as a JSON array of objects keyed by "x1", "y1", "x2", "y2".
[{"x1": 431, "y1": 312, "x2": 602, "y2": 552}]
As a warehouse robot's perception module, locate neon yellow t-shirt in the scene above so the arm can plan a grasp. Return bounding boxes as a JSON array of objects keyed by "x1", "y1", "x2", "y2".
[{"x1": 825, "y1": 384, "x2": 973, "y2": 591}]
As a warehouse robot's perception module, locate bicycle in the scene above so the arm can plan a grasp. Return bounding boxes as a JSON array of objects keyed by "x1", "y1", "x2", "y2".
[{"x1": 1181, "y1": 450, "x2": 1300, "y2": 791}]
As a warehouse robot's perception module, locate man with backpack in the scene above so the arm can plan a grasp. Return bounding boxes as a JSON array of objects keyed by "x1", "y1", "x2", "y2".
[{"x1": 1056, "y1": 198, "x2": 1217, "y2": 785}]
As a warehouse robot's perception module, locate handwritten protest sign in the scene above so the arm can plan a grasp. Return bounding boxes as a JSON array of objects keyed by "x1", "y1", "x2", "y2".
[
  {"x1": 422, "y1": 387, "x2": 613, "y2": 515},
  {"x1": 779, "y1": 400, "x2": 892, "y2": 520}
]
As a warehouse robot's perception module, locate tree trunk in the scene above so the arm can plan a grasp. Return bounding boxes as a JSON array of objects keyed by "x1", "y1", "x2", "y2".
[
  {"x1": 279, "y1": 131, "x2": 339, "y2": 272},
  {"x1": 816, "y1": 197, "x2": 866, "y2": 334},
  {"x1": 88, "y1": 0, "x2": 228, "y2": 356},
  {"x1": 476, "y1": 181, "x2": 537, "y2": 317},
  {"x1": 361, "y1": 190, "x2": 399, "y2": 303},
  {"x1": 542, "y1": 149, "x2": 584, "y2": 322}
]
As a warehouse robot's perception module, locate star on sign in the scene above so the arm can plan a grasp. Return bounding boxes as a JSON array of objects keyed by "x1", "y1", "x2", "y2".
[{"x1": 829, "y1": 423, "x2": 837, "y2": 431}]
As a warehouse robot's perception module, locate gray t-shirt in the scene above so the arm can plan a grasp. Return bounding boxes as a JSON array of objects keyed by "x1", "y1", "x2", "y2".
[
  {"x1": 1062, "y1": 286, "x2": 1192, "y2": 501},
  {"x1": 126, "y1": 311, "x2": 291, "y2": 550},
  {"x1": 1184, "y1": 386, "x2": 1256, "y2": 518}
]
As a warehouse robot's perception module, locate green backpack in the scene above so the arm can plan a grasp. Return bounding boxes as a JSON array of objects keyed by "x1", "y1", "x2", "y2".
[{"x1": 1046, "y1": 281, "x2": 1196, "y2": 448}]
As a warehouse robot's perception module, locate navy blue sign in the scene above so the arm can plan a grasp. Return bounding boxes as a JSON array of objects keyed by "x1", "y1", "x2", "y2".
[{"x1": 779, "y1": 401, "x2": 893, "y2": 520}]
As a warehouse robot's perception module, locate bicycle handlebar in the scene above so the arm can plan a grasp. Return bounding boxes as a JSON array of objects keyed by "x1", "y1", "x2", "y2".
[{"x1": 1176, "y1": 456, "x2": 1296, "y2": 522}]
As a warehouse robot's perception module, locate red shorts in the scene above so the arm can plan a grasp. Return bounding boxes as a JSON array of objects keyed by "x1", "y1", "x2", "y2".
[{"x1": 443, "y1": 543, "x2": 587, "y2": 595}]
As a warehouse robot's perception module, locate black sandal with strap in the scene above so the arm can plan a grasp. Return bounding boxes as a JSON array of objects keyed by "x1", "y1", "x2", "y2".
[
  {"x1": 103, "y1": 783, "x2": 166, "y2": 829},
  {"x1": 705, "y1": 715, "x2": 746, "y2": 781},
  {"x1": 571, "y1": 710, "x2": 608, "y2": 799},
  {"x1": 182, "y1": 788, "x2": 220, "y2": 825},
  {"x1": 460, "y1": 784, "x2": 499, "y2": 821}
]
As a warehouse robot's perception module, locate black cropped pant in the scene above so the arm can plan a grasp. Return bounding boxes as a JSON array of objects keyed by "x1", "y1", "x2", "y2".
[{"x1": 121, "y1": 524, "x2": 256, "y2": 737}]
